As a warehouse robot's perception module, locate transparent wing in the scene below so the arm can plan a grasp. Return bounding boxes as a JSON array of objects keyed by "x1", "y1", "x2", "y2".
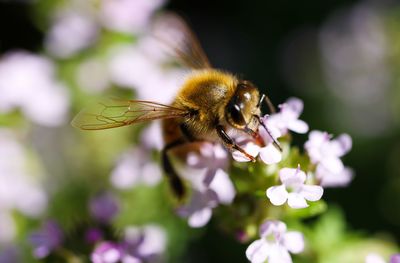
[
  {"x1": 152, "y1": 13, "x2": 211, "y2": 69},
  {"x1": 71, "y1": 99, "x2": 189, "y2": 130}
]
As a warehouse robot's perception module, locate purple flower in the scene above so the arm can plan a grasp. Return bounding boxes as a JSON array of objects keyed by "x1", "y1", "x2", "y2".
[
  {"x1": 91, "y1": 241, "x2": 123, "y2": 263},
  {"x1": 266, "y1": 166, "x2": 323, "y2": 209},
  {"x1": 266, "y1": 97, "x2": 309, "y2": 135},
  {"x1": 89, "y1": 192, "x2": 120, "y2": 223},
  {"x1": 85, "y1": 228, "x2": 104, "y2": 244},
  {"x1": 28, "y1": 220, "x2": 63, "y2": 259},
  {"x1": 246, "y1": 220, "x2": 304, "y2": 263},
  {"x1": 391, "y1": 254, "x2": 400, "y2": 263},
  {"x1": 305, "y1": 130, "x2": 353, "y2": 187},
  {"x1": 0, "y1": 246, "x2": 20, "y2": 263},
  {"x1": 177, "y1": 189, "x2": 219, "y2": 228},
  {"x1": 178, "y1": 168, "x2": 236, "y2": 227}
]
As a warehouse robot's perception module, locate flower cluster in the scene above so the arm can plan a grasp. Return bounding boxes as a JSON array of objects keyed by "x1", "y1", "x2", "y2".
[
  {"x1": 172, "y1": 97, "x2": 354, "y2": 262},
  {"x1": 91, "y1": 225, "x2": 166, "y2": 263}
]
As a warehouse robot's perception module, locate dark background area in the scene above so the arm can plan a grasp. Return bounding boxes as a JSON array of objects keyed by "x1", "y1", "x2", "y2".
[{"x1": 0, "y1": 0, "x2": 397, "y2": 261}]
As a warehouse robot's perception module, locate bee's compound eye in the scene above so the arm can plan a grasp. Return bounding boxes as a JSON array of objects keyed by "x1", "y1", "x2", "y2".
[{"x1": 227, "y1": 102, "x2": 246, "y2": 127}]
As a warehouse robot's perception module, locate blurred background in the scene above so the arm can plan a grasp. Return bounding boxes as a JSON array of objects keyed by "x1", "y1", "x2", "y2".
[{"x1": 0, "y1": 0, "x2": 399, "y2": 262}]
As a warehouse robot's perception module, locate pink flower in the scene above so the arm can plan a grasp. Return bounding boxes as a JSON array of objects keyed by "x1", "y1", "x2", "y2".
[
  {"x1": 266, "y1": 167, "x2": 323, "y2": 209},
  {"x1": 266, "y1": 97, "x2": 309, "y2": 135},
  {"x1": 246, "y1": 220, "x2": 304, "y2": 263},
  {"x1": 305, "y1": 130, "x2": 353, "y2": 187},
  {"x1": 178, "y1": 143, "x2": 236, "y2": 227},
  {"x1": 91, "y1": 242, "x2": 122, "y2": 263}
]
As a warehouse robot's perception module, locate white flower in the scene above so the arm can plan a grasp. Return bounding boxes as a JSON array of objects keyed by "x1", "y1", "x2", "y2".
[
  {"x1": 246, "y1": 220, "x2": 304, "y2": 263},
  {"x1": 316, "y1": 164, "x2": 354, "y2": 188},
  {"x1": 0, "y1": 51, "x2": 69, "y2": 126},
  {"x1": 266, "y1": 167, "x2": 323, "y2": 209},
  {"x1": 124, "y1": 225, "x2": 167, "y2": 257},
  {"x1": 45, "y1": 12, "x2": 98, "y2": 58},
  {"x1": 365, "y1": 253, "x2": 386, "y2": 263},
  {"x1": 232, "y1": 123, "x2": 282, "y2": 164},
  {"x1": 0, "y1": 129, "x2": 47, "y2": 243},
  {"x1": 100, "y1": 0, "x2": 165, "y2": 34},
  {"x1": 110, "y1": 147, "x2": 162, "y2": 189},
  {"x1": 266, "y1": 97, "x2": 309, "y2": 135},
  {"x1": 108, "y1": 44, "x2": 185, "y2": 104}
]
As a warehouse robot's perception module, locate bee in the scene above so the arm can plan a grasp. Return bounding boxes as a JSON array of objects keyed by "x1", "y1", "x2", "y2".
[{"x1": 72, "y1": 14, "x2": 280, "y2": 199}]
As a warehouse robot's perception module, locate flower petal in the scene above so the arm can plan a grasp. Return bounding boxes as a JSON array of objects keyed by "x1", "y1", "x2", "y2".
[
  {"x1": 188, "y1": 207, "x2": 213, "y2": 228},
  {"x1": 287, "y1": 193, "x2": 308, "y2": 209},
  {"x1": 246, "y1": 239, "x2": 270, "y2": 263},
  {"x1": 287, "y1": 119, "x2": 309, "y2": 134},
  {"x1": 268, "y1": 244, "x2": 292, "y2": 263},
  {"x1": 279, "y1": 168, "x2": 306, "y2": 187},
  {"x1": 283, "y1": 231, "x2": 305, "y2": 254},
  {"x1": 300, "y1": 185, "x2": 323, "y2": 202},
  {"x1": 266, "y1": 185, "x2": 288, "y2": 206},
  {"x1": 331, "y1": 133, "x2": 352, "y2": 157},
  {"x1": 232, "y1": 141, "x2": 260, "y2": 162},
  {"x1": 259, "y1": 144, "x2": 282, "y2": 164},
  {"x1": 209, "y1": 169, "x2": 236, "y2": 205},
  {"x1": 259, "y1": 220, "x2": 287, "y2": 238}
]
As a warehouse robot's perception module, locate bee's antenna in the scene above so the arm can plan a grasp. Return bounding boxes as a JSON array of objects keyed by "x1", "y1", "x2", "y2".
[
  {"x1": 263, "y1": 93, "x2": 276, "y2": 114},
  {"x1": 253, "y1": 115, "x2": 282, "y2": 152}
]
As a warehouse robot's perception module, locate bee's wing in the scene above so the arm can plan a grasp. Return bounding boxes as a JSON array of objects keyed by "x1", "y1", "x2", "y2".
[
  {"x1": 71, "y1": 98, "x2": 189, "y2": 130},
  {"x1": 152, "y1": 13, "x2": 211, "y2": 69}
]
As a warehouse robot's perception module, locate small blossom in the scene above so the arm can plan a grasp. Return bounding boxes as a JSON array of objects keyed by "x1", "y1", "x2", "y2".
[
  {"x1": 366, "y1": 253, "x2": 386, "y2": 263},
  {"x1": 391, "y1": 254, "x2": 400, "y2": 263},
  {"x1": 100, "y1": 0, "x2": 165, "y2": 34},
  {"x1": 246, "y1": 220, "x2": 304, "y2": 263},
  {"x1": 266, "y1": 97, "x2": 309, "y2": 135},
  {"x1": 177, "y1": 189, "x2": 218, "y2": 228},
  {"x1": 91, "y1": 241, "x2": 123, "y2": 263},
  {"x1": 0, "y1": 129, "x2": 47, "y2": 220},
  {"x1": 89, "y1": 192, "x2": 120, "y2": 223},
  {"x1": 85, "y1": 228, "x2": 104, "y2": 244},
  {"x1": 108, "y1": 43, "x2": 185, "y2": 104},
  {"x1": 0, "y1": 51, "x2": 69, "y2": 126},
  {"x1": 28, "y1": 220, "x2": 63, "y2": 259},
  {"x1": 186, "y1": 142, "x2": 229, "y2": 188},
  {"x1": 305, "y1": 130, "x2": 353, "y2": 187},
  {"x1": 123, "y1": 225, "x2": 167, "y2": 261},
  {"x1": 232, "y1": 123, "x2": 282, "y2": 164},
  {"x1": 45, "y1": 12, "x2": 98, "y2": 58},
  {"x1": 266, "y1": 167, "x2": 323, "y2": 209},
  {"x1": 316, "y1": 164, "x2": 354, "y2": 187},
  {"x1": 110, "y1": 147, "x2": 162, "y2": 189}
]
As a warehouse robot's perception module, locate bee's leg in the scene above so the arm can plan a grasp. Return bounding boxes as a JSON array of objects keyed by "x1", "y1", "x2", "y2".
[
  {"x1": 216, "y1": 125, "x2": 256, "y2": 162},
  {"x1": 162, "y1": 139, "x2": 187, "y2": 199}
]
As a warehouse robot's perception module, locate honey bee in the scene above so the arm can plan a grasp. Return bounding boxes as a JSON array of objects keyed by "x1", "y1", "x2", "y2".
[{"x1": 72, "y1": 14, "x2": 279, "y2": 199}]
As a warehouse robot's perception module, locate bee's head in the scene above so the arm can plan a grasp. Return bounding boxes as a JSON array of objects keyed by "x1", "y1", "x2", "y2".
[{"x1": 226, "y1": 80, "x2": 261, "y2": 131}]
